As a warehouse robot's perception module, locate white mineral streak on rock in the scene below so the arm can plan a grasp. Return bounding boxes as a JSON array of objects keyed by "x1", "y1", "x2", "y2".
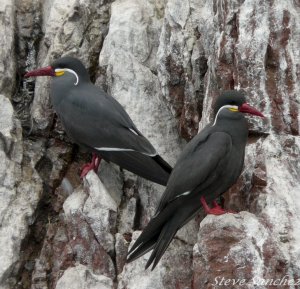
[
  {"x1": 55, "y1": 264, "x2": 114, "y2": 289},
  {"x1": 100, "y1": 1, "x2": 197, "y2": 285},
  {"x1": 236, "y1": 0, "x2": 270, "y2": 64},
  {"x1": 100, "y1": 0, "x2": 183, "y2": 165},
  {"x1": 157, "y1": 0, "x2": 205, "y2": 137},
  {"x1": 100, "y1": 0, "x2": 183, "y2": 220},
  {"x1": 0, "y1": 94, "x2": 16, "y2": 161},
  {"x1": 63, "y1": 186, "x2": 88, "y2": 216},
  {"x1": 83, "y1": 172, "x2": 118, "y2": 253},
  {"x1": 262, "y1": 135, "x2": 300, "y2": 268},
  {"x1": 166, "y1": 0, "x2": 190, "y2": 29},
  {"x1": 0, "y1": 95, "x2": 42, "y2": 288},
  {"x1": 118, "y1": 245, "x2": 165, "y2": 289},
  {"x1": 193, "y1": 212, "x2": 288, "y2": 288},
  {"x1": 0, "y1": 0, "x2": 15, "y2": 96},
  {"x1": 98, "y1": 161, "x2": 123, "y2": 207},
  {"x1": 42, "y1": 0, "x2": 76, "y2": 41},
  {"x1": 234, "y1": 0, "x2": 271, "y2": 133},
  {"x1": 118, "y1": 197, "x2": 137, "y2": 234},
  {"x1": 234, "y1": 214, "x2": 268, "y2": 281},
  {"x1": 0, "y1": 95, "x2": 20, "y2": 286},
  {"x1": 118, "y1": 231, "x2": 192, "y2": 289},
  {"x1": 64, "y1": 171, "x2": 118, "y2": 253}
]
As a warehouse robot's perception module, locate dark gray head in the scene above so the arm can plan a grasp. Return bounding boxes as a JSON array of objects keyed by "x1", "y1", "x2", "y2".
[
  {"x1": 212, "y1": 90, "x2": 264, "y2": 124},
  {"x1": 24, "y1": 56, "x2": 90, "y2": 85},
  {"x1": 51, "y1": 56, "x2": 90, "y2": 83},
  {"x1": 213, "y1": 90, "x2": 246, "y2": 115}
]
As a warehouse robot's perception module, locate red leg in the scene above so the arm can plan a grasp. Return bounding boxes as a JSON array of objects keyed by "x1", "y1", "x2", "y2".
[
  {"x1": 212, "y1": 200, "x2": 222, "y2": 209},
  {"x1": 80, "y1": 153, "x2": 102, "y2": 178},
  {"x1": 200, "y1": 197, "x2": 234, "y2": 215}
]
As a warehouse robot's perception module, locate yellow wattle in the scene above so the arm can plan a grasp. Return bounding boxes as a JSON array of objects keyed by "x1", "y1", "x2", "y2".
[{"x1": 55, "y1": 71, "x2": 65, "y2": 76}]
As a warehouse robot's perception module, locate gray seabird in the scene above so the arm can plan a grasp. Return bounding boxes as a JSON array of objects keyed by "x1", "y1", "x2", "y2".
[
  {"x1": 25, "y1": 56, "x2": 172, "y2": 185},
  {"x1": 126, "y1": 90, "x2": 264, "y2": 269}
]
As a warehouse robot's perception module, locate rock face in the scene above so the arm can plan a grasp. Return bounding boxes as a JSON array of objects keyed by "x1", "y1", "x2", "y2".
[
  {"x1": 0, "y1": 1, "x2": 15, "y2": 96},
  {"x1": 193, "y1": 212, "x2": 290, "y2": 289},
  {"x1": 55, "y1": 264, "x2": 114, "y2": 289},
  {"x1": 0, "y1": 93, "x2": 42, "y2": 289},
  {"x1": 0, "y1": 0, "x2": 299, "y2": 289}
]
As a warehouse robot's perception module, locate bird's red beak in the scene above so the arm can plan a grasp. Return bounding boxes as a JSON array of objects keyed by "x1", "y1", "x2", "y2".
[
  {"x1": 239, "y1": 103, "x2": 264, "y2": 117},
  {"x1": 24, "y1": 66, "x2": 55, "y2": 78}
]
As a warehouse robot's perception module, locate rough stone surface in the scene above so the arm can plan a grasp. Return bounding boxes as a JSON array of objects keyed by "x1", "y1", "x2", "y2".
[
  {"x1": 29, "y1": 173, "x2": 116, "y2": 289},
  {"x1": 0, "y1": 0, "x2": 15, "y2": 96},
  {"x1": 193, "y1": 212, "x2": 290, "y2": 289},
  {"x1": 115, "y1": 233, "x2": 130, "y2": 276},
  {"x1": 0, "y1": 0, "x2": 299, "y2": 288},
  {"x1": 0, "y1": 94, "x2": 42, "y2": 289},
  {"x1": 55, "y1": 264, "x2": 114, "y2": 289},
  {"x1": 99, "y1": 0, "x2": 184, "y2": 230},
  {"x1": 118, "y1": 231, "x2": 193, "y2": 289},
  {"x1": 83, "y1": 172, "x2": 118, "y2": 254}
]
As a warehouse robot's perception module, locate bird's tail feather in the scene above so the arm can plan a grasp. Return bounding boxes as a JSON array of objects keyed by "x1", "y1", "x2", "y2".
[
  {"x1": 97, "y1": 151, "x2": 171, "y2": 186},
  {"x1": 126, "y1": 238, "x2": 157, "y2": 263},
  {"x1": 127, "y1": 198, "x2": 202, "y2": 269},
  {"x1": 152, "y1": 155, "x2": 172, "y2": 174},
  {"x1": 127, "y1": 198, "x2": 182, "y2": 256},
  {"x1": 146, "y1": 205, "x2": 202, "y2": 269},
  {"x1": 145, "y1": 220, "x2": 178, "y2": 270}
]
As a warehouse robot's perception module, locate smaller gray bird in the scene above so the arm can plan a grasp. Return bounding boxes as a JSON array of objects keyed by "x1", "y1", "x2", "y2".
[
  {"x1": 127, "y1": 90, "x2": 264, "y2": 269},
  {"x1": 25, "y1": 57, "x2": 172, "y2": 185}
]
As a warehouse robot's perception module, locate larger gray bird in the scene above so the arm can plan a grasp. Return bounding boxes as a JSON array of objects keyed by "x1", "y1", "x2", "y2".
[
  {"x1": 127, "y1": 90, "x2": 264, "y2": 269},
  {"x1": 25, "y1": 56, "x2": 172, "y2": 185}
]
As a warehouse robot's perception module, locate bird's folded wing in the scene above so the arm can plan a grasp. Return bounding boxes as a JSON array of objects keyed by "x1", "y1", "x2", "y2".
[
  {"x1": 58, "y1": 90, "x2": 157, "y2": 156},
  {"x1": 155, "y1": 131, "x2": 232, "y2": 213}
]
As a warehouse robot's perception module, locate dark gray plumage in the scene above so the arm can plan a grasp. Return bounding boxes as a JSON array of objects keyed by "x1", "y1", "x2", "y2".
[
  {"x1": 25, "y1": 56, "x2": 172, "y2": 185},
  {"x1": 127, "y1": 90, "x2": 264, "y2": 269}
]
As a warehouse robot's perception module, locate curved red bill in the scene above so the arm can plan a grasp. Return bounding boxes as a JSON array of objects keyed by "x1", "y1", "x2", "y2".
[
  {"x1": 24, "y1": 66, "x2": 55, "y2": 78},
  {"x1": 239, "y1": 103, "x2": 264, "y2": 117}
]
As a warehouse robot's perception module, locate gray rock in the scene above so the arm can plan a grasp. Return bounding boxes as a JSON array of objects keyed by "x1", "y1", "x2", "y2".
[
  {"x1": 99, "y1": 0, "x2": 184, "y2": 226},
  {"x1": 259, "y1": 135, "x2": 300, "y2": 270},
  {"x1": 115, "y1": 233, "x2": 130, "y2": 275},
  {"x1": 55, "y1": 264, "x2": 114, "y2": 289},
  {"x1": 193, "y1": 212, "x2": 289, "y2": 288},
  {"x1": 0, "y1": 1, "x2": 15, "y2": 96},
  {"x1": 118, "y1": 231, "x2": 193, "y2": 289},
  {"x1": 98, "y1": 161, "x2": 123, "y2": 207},
  {"x1": 64, "y1": 171, "x2": 118, "y2": 254},
  {"x1": 0, "y1": 95, "x2": 42, "y2": 288},
  {"x1": 83, "y1": 171, "x2": 118, "y2": 253},
  {"x1": 100, "y1": 0, "x2": 184, "y2": 164},
  {"x1": 63, "y1": 185, "x2": 88, "y2": 217},
  {"x1": 118, "y1": 197, "x2": 137, "y2": 234}
]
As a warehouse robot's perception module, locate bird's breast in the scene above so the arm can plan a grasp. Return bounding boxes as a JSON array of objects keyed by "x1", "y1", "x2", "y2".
[{"x1": 220, "y1": 141, "x2": 246, "y2": 192}]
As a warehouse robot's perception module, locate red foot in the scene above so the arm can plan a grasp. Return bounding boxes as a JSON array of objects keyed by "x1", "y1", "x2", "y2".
[
  {"x1": 200, "y1": 197, "x2": 235, "y2": 215},
  {"x1": 80, "y1": 153, "x2": 102, "y2": 178}
]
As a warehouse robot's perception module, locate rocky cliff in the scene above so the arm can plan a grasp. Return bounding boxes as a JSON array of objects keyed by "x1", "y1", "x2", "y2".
[{"x1": 0, "y1": 0, "x2": 299, "y2": 288}]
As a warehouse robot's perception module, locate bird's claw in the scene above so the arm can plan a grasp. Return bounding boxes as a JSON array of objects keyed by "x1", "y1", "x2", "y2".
[
  {"x1": 80, "y1": 153, "x2": 101, "y2": 178},
  {"x1": 205, "y1": 206, "x2": 235, "y2": 215},
  {"x1": 201, "y1": 197, "x2": 236, "y2": 216},
  {"x1": 80, "y1": 163, "x2": 94, "y2": 178}
]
